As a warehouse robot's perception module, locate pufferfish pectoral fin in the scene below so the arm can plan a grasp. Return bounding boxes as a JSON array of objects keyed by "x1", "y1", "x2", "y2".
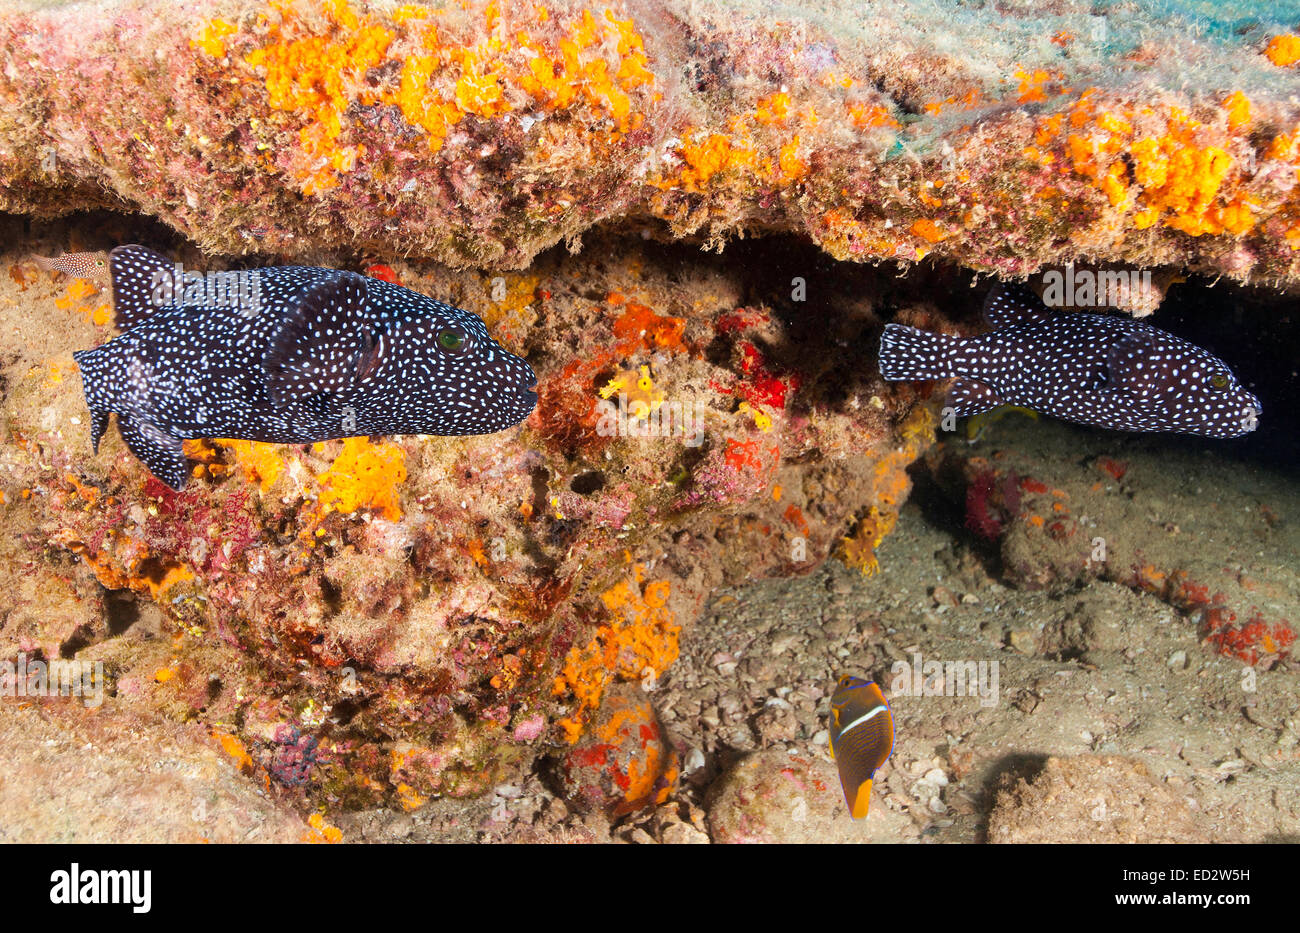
[
  {"x1": 116, "y1": 414, "x2": 190, "y2": 490},
  {"x1": 947, "y1": 378, "x2": 1003, "y2": 416},
  {"x1": 1105, "y1": 329, "x2": 1173, "y2": 396},
  {"x1": 263, "y1": 272, "x2": 385, "y2": 408}
]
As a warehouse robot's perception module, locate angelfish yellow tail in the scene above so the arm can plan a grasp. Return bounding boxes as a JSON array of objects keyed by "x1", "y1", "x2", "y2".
[{"x1": 851, "y1": 778, "x2": 874, "y2": 819}]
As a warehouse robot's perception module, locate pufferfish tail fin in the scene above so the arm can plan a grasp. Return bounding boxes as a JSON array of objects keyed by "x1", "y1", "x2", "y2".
[{"x1": 878, "y1": 323, "x2": 962, "y2": 381}]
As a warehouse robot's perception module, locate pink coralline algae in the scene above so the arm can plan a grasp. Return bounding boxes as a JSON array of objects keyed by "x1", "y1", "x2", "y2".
[
  {"x1": 266, "y1": 725, "x2": 322, "y2": 787},
  {"x1": 965, "y1": 469, "x2": 1021, "y2": 541}
]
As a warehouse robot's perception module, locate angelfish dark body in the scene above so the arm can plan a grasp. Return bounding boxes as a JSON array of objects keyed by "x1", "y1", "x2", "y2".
[
  {"x1": 73, "y1": 245, "x2": 537, "y2": 489},
  {"x1": 878, "y1": 284, "x2": 1261, "y2": 438},
  {"x1": 829, "y1": 676, "x2": 894, "y2": 820}
]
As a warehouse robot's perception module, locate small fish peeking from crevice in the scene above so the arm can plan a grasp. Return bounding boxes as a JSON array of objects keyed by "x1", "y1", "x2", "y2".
[
  {"x1": 878, "y1": 284, "x2": 1261, "y2": 439},
  {"x1": 35, "y1": 250, "x2": 111, "y2": 287},
  {"x1": 71, "y1": 245, "x2": 537, "y2": 489}
]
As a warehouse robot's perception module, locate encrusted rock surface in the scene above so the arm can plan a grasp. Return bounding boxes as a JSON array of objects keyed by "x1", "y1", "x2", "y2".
[
  {"x1": 3, "y1": 1, "x2": 1300, "y2": 282},
  {"x1": 0, "y1": 219, "x2": 934, "y2": 813},
  {"x1": 706, "y1": 749, "x2": 914, "y2": 843},
  {"x1": 987, "y1": 754, "x2": 1228, "y2": 843},
  {"x1": 0, "y1": 700, "x2": 308, "y2": 843}
]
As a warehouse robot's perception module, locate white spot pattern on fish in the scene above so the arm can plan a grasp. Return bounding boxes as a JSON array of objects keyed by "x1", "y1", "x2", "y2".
[
  {"x1": 73, "y1": 245, "x2": 537, "y2": 489},
  {"x1": 878, "y1": 284, "x2": 1261, "y2": 439}
]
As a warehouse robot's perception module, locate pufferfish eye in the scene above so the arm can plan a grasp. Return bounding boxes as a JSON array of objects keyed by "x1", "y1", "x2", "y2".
[
  {"x1": 1209, "y1": 372, "x2": 1229, "y2": 390},
  {"x1": 437, "y1": 328, "x2": 469, "y2": 352}
]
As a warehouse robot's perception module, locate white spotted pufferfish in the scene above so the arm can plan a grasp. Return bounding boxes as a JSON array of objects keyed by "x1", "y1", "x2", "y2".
[
  {"x1": 879, "y1": 284, "x2": 1261, "y2": 438},
  {"x1": 70, "y1": 245, "x2": 537, "y2": 489}
]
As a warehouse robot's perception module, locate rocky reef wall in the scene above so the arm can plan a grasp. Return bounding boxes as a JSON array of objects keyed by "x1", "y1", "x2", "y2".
[
  {"x1": 3, "y1": 0, "x2": 1300, "y2": 284},
  {"x1": 1, "y1": 218, "x2": 940, "y2": 815}
]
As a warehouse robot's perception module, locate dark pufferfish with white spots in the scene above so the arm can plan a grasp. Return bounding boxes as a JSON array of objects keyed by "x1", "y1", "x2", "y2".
[
  {"x1": 879, "y1": 284, "x2": 1261, "y2": 438},
  {"x1": 73, "y1": 245, "x2": 538, "y2": 489}
]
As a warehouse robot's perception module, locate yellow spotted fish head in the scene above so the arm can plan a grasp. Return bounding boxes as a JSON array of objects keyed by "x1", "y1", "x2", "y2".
[{"x1": 829, "y1": 675, "x2": 894, "y2": 819}]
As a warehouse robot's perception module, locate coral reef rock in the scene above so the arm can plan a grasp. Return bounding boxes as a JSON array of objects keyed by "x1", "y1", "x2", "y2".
[
  {"x1": 706, "y1": 749, "x2": 913, "y2": 843},
  {"x1": 3, "y1": 0, "x2": 1300, "y2": 282},
  {"x1": 987, "y1": 754, "x2": 1235, "y2": 844},
  {"x1": 1, "y1": 219, "x2": 933, "y2": 813}
]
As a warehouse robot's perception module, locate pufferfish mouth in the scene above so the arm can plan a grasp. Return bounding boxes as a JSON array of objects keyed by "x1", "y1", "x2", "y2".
[{"x1": 1235, "y1": 396, "x2": 1262, "y2": 432}]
